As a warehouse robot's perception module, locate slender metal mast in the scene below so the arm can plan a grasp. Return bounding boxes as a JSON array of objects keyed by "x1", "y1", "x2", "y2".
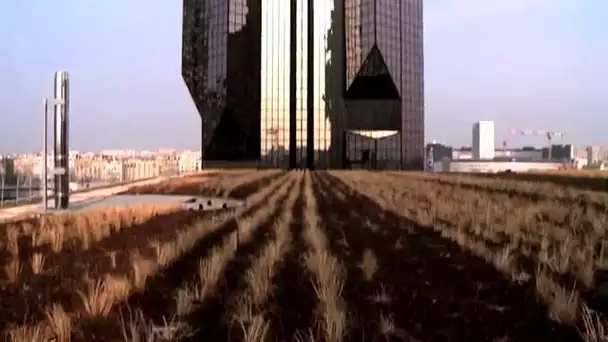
[
  {"x1": 53, "y1": 71, "x2": 70, "y2": 209},
  {"x1": 43, "y1": 98, "x2": 48, "y2": 211}
]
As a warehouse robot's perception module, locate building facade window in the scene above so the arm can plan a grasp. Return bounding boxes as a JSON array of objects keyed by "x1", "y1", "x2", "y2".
[{"x1": 182, "y1": 0, "x2": 423, "y2": 169}]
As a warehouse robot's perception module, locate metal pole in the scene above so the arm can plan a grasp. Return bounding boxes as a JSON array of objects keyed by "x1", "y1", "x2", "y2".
[
  {"x1": 306, "y1": 0, "x2": 315, "y2": 170},
  {"x1": 289, "y1": 0, "x2": 297, "y2": 170},
  {"x1": 374, "y1": 139, "x2": 378, "y2": 170},
  {"x1": 43, "y1": 98, "x2": 48, "y2": 211},
  {"x1": 53, "y1": 71, "x2": 70, "y2": 209},
  {"x1": 16, "y1": 176, "x2": 19, "y2": 205}
]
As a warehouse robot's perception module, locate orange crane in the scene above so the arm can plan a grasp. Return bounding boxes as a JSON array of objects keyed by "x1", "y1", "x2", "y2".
[{"x1": 510, "y1": 129, "x2": 565, "y2": 160}]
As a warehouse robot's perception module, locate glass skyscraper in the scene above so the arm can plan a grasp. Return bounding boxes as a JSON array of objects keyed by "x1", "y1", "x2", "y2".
[{"x1": 182, "y1": 0, "x2": 424, "y2": 169}]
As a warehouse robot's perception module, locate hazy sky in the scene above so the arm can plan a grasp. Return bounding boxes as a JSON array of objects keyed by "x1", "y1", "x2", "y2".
[{"x1": 0, "y1": 0, "x2": 605, "y2": 152}]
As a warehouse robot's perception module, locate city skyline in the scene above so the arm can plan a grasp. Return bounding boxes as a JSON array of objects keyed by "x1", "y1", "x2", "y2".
[{"x1": 0, "y1": 0, "x2": 605, "y2": 153}]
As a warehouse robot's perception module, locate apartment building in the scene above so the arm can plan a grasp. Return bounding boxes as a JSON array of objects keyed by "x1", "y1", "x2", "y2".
[{"x1": 179, "y1": 151, "x2": 202, "y2": 173}]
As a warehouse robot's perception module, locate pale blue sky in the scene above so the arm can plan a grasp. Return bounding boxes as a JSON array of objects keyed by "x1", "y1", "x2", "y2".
[{"x1": 0, "y1": 0, "x2": 605, "y2": 152}]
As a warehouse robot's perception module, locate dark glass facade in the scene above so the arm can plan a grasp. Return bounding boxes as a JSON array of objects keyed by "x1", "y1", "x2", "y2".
[
  {"x1": 182, "y1": 0, "x2": 423, "y2": 169},
  {"x1": 342, "y1": 0, "x2": 424, "y2": 169},
  {"x1": 182, "y1": 0, "x2": 261, "y2": 161}
]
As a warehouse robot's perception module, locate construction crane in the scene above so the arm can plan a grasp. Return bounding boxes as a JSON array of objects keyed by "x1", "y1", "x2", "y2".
[
  {"x1": 268, "y1": 125, "x2": 282, "y2": 149},
  {"x1": 510, "y1": 129, "x2": 565, "y2": 160}
]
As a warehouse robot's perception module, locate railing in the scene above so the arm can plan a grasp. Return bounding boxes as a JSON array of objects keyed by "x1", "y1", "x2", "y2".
[
  {"x1": 0, "y1": 176, "x2": 159, "y2": 208},
  {"x1": 0, "y1": 166, "x2": 183, "y2": 207}
]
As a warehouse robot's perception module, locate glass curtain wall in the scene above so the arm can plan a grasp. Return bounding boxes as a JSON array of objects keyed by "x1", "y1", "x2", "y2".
[
  {"x1": 201, "y1": 0, "x2": 228, "y2": 151},
  {"x1": 373, "y1": 0, "x2": 402, "y2": 169},
  {"x1": 401, "y1": 0, "x2": 424, "y2": 169},
  {"x1": 294, "y1": 0, "x2": 309, "y2": 167},
  {"x1": 184, "y1": 0, "x2": 422, "y2": 168},
  {"x1": 259, "y1": 0, "x2": 342, "y2": 169},
  {"x1": 260, "y1": 0, "x2": 290, "y2": 167},
  {"x1": 342, "y1": 0, "x2": 424, "y2": 170},
  {"x1": 260, "y1": 0, "x2": 336, "y2": 169},
  {"x1": 311, "y1": 0, "x2": 334, "y2": 168},
  {"x1": 258, "y1": 0, "x2": 421, "y2": 169},
  {"x1": 292, "y1": 0, "x2": 336, "y2": 168}
]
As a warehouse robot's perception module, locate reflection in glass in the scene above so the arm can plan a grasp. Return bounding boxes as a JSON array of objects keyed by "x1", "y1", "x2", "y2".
[
  {"x1": 182, "y1": 0, "x2": 423, "y2": 169},
  {"x1": 311, "y1": 0, "x2": 333, "y2": 168},
  {"x1": 261, "y1": 0, "x2": 290, "y2": 166},
  {"x1": 342, "y1": 0, "x2": 424, "y2": 169},
  {"x1": 295, "y1": 0, "x2": 308, "y2": 166},
  {"x1": 182, "y1": 0, "x2": 262, "y2": 162}
]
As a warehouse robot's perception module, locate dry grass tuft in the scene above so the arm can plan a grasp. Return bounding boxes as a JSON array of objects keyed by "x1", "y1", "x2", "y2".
[
  {"x1": 44, "y1": 304, "x2": 72, "y2": 342},
  {"x1": 580, "y1": 304, "x2": 608, "y2": 342},
  {"x1": 130, "y1": 254, "x2": 158, "y2": 291},
  {"x1": 369, "y1": 284, "x2": 393, "y2": 305},
  {"x1": 5, "y1": 323, "x2": 49, "y2": 342},
  {"x1": 174, "y1": 284, "x2": 199, "y2": 317},
  {"x1": 379, "y1": 311, "x2": 397, "y2": 336},
  {"x1": 30, "y1": 252, "x2": 45, "y2": 275},
  {"x1": 78, "y1": 275, "x2": 132, "y2": 317},
  {"x1": 302, "y1": 173, "x2": 348, "y2": 342},
  {"x1": 4, "y1": 258, "x2": 22, "y2": 282},
  {"x1": 237, "y1": 313, "x2": 271, "y2": 342},
  {"x1": 119, "y1": 307, "x2": 195, "y2": 341},
  {"x1": 358, "y1": 249, "x2": 378, "y2": 282},
  {"x1": 227, "y1": 174, "x2": 300, "y2": 339},
  {"x1": 535, "y1": 267, "x2": 580, "y2": 325},
  {"x1": 198, "y1": 246, "x2": 231, "y2": 300}
]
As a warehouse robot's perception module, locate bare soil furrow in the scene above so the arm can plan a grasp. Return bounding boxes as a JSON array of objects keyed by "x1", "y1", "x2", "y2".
[
  {"x1": 300, "y1": 172, "x2": 348, "y2": 342},
  {"x1": 268, "y1": 173, "x2": 317, "y2": 340},
  {"x1": 227, "y1": 170, "x2": 287, "y2": 199},
  {"x1": 181, "y1": 181, "x2": 296, "y2": 341},
  {"x1": 311, "y1": 172, "x2": 383, "y2": 340},
  {"x1": 226, "y1": 173, "x2": 303, "y2": 341}
]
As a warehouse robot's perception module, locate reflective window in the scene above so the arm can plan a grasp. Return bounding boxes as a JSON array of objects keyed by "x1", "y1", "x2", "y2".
[
  {"x1": 310, "y1": 0, "x2": 334, "y2": 168},
  {"x1": 182, "y1": 0, "x2": 424, "y2": 169},
  {"x1": 342, "y1": 0, "x2": 424, "y2": 169},
  {"x1": 182, "y1": 0, "x2": 262, "y2": 161},
  {"x1": 260, "y1": 0, "x2": 290, "y2": 167},
  {"x1": 295, "y1": 0, "x2": 309, "y2": 166}
]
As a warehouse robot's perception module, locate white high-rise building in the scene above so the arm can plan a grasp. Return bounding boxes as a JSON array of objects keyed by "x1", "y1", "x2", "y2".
[
  {"x1": 472, "y1": 121, "x2": 495, "y2": 160},
  {"x1": 587, "y1": 146, "x2": 600, "y2": 165}
]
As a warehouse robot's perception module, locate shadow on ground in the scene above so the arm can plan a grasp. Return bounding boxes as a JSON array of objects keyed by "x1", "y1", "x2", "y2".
[
  {"x1": 312, "y1": 171, "x2": 579, "y2": 342},
  {"x1": 122, "y1": 171, "x2": 285, "y2": 200},
  {"x1": 268, "y1": 176, "x2": 317, "y2": 340}
]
